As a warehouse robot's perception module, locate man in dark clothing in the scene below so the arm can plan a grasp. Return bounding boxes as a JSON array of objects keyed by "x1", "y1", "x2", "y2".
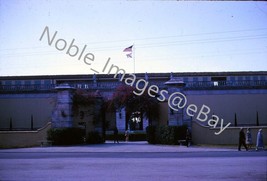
[
  {"x1": 185, "y1": 129, "x2": 191, "y2": 147},
  {"x1": 113, "y1": 127, "x2": 119, "y2": 144},
  {"x1": 238, "y1": 128, "x2": 248, "y2": 151}
]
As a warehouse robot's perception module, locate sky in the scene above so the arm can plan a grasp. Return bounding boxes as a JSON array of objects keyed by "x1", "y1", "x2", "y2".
[{"x1": 0, "y1": 0, "x2": 267, "y2": 76}]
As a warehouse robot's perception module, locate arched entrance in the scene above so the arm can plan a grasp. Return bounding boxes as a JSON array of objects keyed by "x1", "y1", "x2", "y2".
[{"x1": 127, "y1": 111, "x2": 143, "y2": 131}]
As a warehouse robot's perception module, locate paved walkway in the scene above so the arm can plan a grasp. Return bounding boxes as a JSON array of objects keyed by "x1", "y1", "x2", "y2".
[
  {"x1": 1, "y1": 141, "x2": 266, "y2": 181},
  {"x1": 0, "y1": 141, "x2": 244, "y2": 153}
]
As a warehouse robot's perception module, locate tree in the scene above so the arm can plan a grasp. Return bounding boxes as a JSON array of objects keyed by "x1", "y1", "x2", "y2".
[
  {"x1": 109, "y1": 85, "x2": 159, "y2": 127},
  {"x1": 72, "y1": 89, "x2": 97, "y2": 114},
  {"x1": 72, "y1": 89, "x2": 106, "y2": 139}
]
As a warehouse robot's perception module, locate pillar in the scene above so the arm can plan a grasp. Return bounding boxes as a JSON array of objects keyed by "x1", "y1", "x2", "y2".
[
  {"x1": 52, "y1": 83, "x2": 76, "y2": 128},
  {"x1": 164, "y1": 75, "x2": 186, "y2": 126},
  {"x1": 116, "y1": 107, "x2": 126, "y2": 132}
]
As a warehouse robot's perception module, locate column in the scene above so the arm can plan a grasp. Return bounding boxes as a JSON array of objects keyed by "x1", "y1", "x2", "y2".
[
  {"x1": 115, "y1": 107, "x2": 126, "y2": 132},
  {"x1": 52, "y1": 83, "x2": 76, "y2": 128},
  {"x1": 164, "y1": 76, "x2": 186, "y2": 126}
]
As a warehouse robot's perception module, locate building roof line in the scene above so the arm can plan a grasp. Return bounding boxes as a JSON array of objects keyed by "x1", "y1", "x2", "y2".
[{"x1": 0, "y1": 71, "x2": 267, "y2": 80}]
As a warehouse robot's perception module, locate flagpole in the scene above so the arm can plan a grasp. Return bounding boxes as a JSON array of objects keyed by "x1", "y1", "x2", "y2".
[
  {"x1": 133, "y1": 43, "x2": 135, "y2": 73},
  {"x1": 123, "y1": 45, "x2": 135, "y2": 73}
]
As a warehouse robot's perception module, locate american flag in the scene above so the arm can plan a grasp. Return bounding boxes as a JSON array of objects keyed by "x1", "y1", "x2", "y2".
[
  {"x1": 126, "y1": 53, "x2": 132, "y2": 58},
  {"x1": 123, "y1": 45, "x2": 133, "y2": 52}
]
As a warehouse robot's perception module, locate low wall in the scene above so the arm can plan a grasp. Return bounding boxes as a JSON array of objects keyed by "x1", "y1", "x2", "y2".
[
  {"x1": 0, "y1": 122, "x2": 51, "y2": 148},
  {"x1": 192, "y1": 121, "x2": 267, "y2": 145}
]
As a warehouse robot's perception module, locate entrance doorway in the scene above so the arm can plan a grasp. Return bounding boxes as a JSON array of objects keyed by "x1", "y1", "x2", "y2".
[{"x1": 127, "y1": 111, "x2": 143, "y2": 131}]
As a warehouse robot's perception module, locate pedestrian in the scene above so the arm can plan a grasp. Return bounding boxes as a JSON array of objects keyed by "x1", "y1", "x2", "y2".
[
  {"x1": 246, "y1": 128, "x2": 252, "y2": 149},
  {"x1": 125, "y1": 129, "x2": 130, "y2": 142},
  {"x1": 113, "y1": 127, "x2": 119, "y2": 144},
  {"x1": 238, "y1": 128, "x2": 248, "y2": 151},
  {"x1": 256, "y1": 129, "x2": 264, "y2": 151},
  {"x1": 185, "y1": 129, "x2": 191, "y2": 147}
]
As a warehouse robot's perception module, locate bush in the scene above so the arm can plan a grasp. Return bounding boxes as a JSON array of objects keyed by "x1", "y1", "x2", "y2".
[
  {"x1": 129, "y1": 133, "x2": 147, "y2": 141},
  {"x1": 146, "y1": 125, "x2": 188, "y2": 145},
  {"x1": 146, "y1": 126, "x2": 156, "y2": 144},
  {"x1": 105, "y1": 133, "x2": 124, "y2": 141},
  {"x1": 86, "y1": 131, "x2": 104, "y2": 144},
  {"x1": 105, "y1": 132, "x2": 147, "y2": 141},
  {"x1": 47, "y1": 128, "x2": 84, "y2": 145},
  {"x1": 175, "y1": 125, "x2": 188, "y2": 140}
]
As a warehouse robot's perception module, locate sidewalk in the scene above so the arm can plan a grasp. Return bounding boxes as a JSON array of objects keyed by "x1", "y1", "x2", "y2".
[{"x1": 0, "y1": 141, "x2": 239, "y2": 153}]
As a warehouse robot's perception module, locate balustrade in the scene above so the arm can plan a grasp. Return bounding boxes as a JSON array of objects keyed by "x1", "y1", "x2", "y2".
[{"x1": 0, "y1": 80, "x2": 266, "y2": 92}]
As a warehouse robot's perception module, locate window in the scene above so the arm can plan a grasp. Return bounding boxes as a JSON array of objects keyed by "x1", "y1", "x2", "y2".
[
  {"x1": 44, "y1": 80, "x2": 51, "y2": 85},
  {"x1": 230, "y1": 76, "x2": 235, "y2": 81},
  {"x1": 211, "y1": 77, "x2": 226, "y2": 81},
  {"x1": 5, "y1": 80, "x2": 12, "y2": 85},
  {"x1": 15, "y1": 80, "x2": 21, "y2": 85},
  {"x1": 211, "y1": 77, "x2": 226, "y2": 86},
  {"x1": 202, "y1": 77, "x2": 208, "y2": 82},
  {"x1": 34, "y1": 80, "x2": 41, "y2": 85},
  {"x1": 253, "y1": 76, "x2": 258, "y2": 81},
  {"x1": 25, "y1": 80, "x2": 31, "y2": 85}
]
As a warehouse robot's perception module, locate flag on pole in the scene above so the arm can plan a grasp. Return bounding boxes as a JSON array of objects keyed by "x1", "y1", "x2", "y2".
[
  {"x1": 123, "y1": 44, "x2": 135, "y2": 72},
  {"x1": 123, "y1": 45, "x2": 133, "y2": 52},
  {"x1": 123, "y1": 45, "x2": 133, "y2": 59},
  {"x1": 126, "y1": 53, "x2": 132, "y2": 58}
]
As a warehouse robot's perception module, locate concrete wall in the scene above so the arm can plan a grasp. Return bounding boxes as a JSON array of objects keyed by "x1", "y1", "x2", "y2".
[
  {"x1": 0, "y1": 93, "x2": 56, "y2": 129},
  {"x1": 157, "y1": 89, "x2": 267, "y2": 145},
  {"x1": 0, "y1": 122, "x2": 51, "y2": 148},
  {"x1": 192, "y1": 120, "x2": 267, "y2": 146},
  {"x1": 158, "y1": 90, "x2": 267, "y2": 127},
  {"x1": 158, "y1": 102, "x2": 168, "y2": 125},
  {"x1": 185, "y1": 89, "x2": 267, "y2": 126}
]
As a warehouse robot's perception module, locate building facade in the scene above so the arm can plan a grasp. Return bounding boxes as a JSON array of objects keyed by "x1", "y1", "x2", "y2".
[{"x1": 0, "y1": 71, "x2": 267, "y2": 145}]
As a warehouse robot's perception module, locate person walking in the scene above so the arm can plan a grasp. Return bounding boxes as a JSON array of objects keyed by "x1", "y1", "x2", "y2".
[
  {"x1": 246, "y1": 128, "x2": 252, "y2": 149},
  {"x1": 185, "y1": 129, "x2": 191, "y2": 147},
  {"x1": 256, "y1": 129, "x2": 264, "y2": 151},
  {"x1": 238, "y1": 128, "x2": 248, "y2": 151},
  {"x1": 113, "y1": 127, "x2": 119, "y2": 144},
  {"x1": 125, "y1": 129, "x2": 130, "y2": 142}
]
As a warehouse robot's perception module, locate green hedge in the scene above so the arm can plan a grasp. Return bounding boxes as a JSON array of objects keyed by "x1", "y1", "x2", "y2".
[
  {"x1": 146, "y1": 125, "x2": 188, "y2": 145},
  {"x1": 47, "y1": 128, "x2": 84, "y2": 145},
  {"x1": 86, "y1": 131, "x2": 104, "y2": 144},
  {"x1": 105, "y1": 133, "x2": 147, "y2": 141},
  {"x1": 146, "y1": 126, "x2": 156, "y2": 144},
  {"x1": 129, "y1": 133, "x2": 147, "y2": 141}
]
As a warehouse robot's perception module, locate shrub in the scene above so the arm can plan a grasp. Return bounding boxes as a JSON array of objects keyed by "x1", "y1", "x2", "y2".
[
  {"x1": 175, "y1": 125, "x2": 188, "y2": 140},
  {"x1": 86, "y1": 131, "x2": 104, "y2": 144},
  {"x1": 129, "y1": 132, "x2": 147, "y2": 141},
  {"x1": 47, "y1": 127, "x2": 84, "y2": 145},
  {"x1": 105, "y1": 132, "x2": 147, "y2": 141},
  {"x1": 155, "y1": 126, "x2": 176, "y2": 145},
  {"x1": 105, "y1": 133, "x2": 125, "y2": 141},
  {"x1": 146, "y1": 125, "x2": 188, "y2": 145},
  {"x1": 146, "y1": 126, "x2": 156, "y2": 144}
]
